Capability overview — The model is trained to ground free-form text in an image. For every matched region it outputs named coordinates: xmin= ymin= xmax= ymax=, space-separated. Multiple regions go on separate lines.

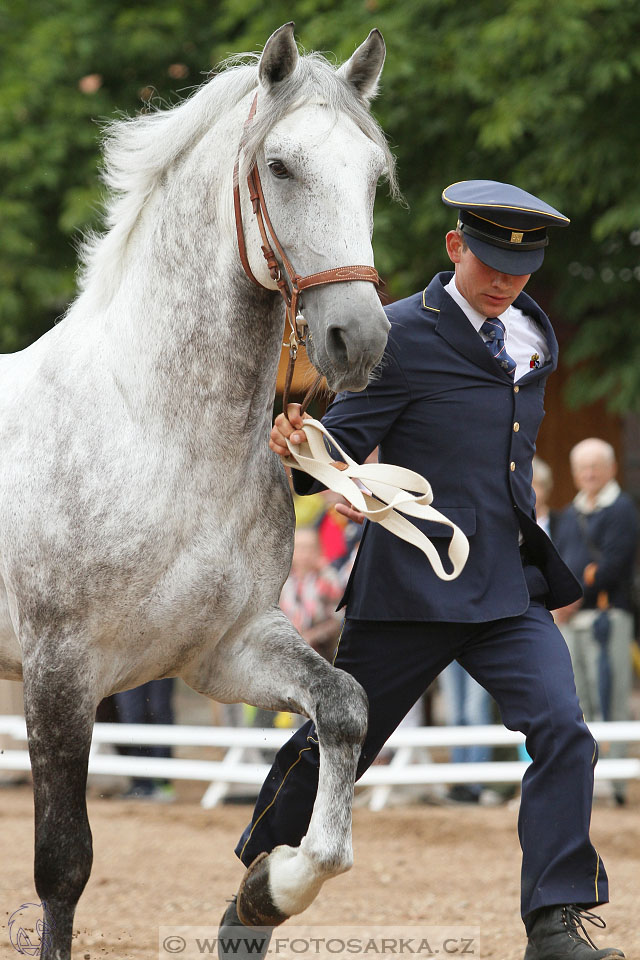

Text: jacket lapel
xmin=512 ymin=289 xmax=558 ymax=381
xmin=421 ymin=272 xmax=557 ymax=383
xmin=423 ymin=273 xmax=513 ymax=381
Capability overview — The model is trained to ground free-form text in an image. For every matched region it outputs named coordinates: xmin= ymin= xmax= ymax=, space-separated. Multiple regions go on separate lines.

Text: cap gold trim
xmin=442 ymin=182 xmax=570 ymax=224
xmin=467 ymin=210 xmax=548 ymax=234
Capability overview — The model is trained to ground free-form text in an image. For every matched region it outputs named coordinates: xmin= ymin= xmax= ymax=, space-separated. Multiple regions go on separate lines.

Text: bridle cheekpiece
xmin=233 ymin=92 xmax=381 ymax=412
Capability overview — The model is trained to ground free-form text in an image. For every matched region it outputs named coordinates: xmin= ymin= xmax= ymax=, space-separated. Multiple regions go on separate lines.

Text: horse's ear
xmin=338 ymin=29 xmax=386 ymax=103
xmin=258 ymin=22 xmax=299 ymax=89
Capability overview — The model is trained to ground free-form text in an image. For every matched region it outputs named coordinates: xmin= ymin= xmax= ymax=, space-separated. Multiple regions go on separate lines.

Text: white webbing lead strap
xmin=283 ymin=418 xmax=470 ymax=581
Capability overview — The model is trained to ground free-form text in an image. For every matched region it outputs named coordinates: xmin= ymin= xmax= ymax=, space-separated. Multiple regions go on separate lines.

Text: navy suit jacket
xmin=294 ymin=271 xmax=582 ymax=622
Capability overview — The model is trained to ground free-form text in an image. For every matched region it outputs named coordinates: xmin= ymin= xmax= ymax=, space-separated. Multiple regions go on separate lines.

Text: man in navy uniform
xmin=220 ymin=182 xmax=624 ymax=960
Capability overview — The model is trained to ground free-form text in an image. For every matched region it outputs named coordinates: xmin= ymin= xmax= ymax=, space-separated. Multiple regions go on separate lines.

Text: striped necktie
xmin=480 ymin=318 xmax=517 ymax=379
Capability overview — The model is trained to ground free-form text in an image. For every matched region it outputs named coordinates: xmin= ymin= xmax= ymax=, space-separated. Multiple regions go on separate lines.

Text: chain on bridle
xmin=233 ymin=93 xmax=381 ymax=414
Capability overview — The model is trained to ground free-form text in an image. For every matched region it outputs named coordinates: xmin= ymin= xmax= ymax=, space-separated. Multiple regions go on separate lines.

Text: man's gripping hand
xmin=269 ymin=404 xmax=365 ymax=525
xmin=269 ymin=403 xmax=309 ymax=457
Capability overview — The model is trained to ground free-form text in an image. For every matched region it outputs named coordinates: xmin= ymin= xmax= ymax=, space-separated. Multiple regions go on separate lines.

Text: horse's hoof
xmin=236 ymin=851 xmax=289 ymax=927
xmin=218 ymin=895 xmax=273 ymax=960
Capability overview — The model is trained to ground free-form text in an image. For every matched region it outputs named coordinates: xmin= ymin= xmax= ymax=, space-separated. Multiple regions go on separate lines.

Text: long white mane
xmin=77 ymin=51 xmax=398 ymax=307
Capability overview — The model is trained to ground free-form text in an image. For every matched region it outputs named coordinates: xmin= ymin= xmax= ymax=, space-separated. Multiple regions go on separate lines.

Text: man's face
xmin=571 ymin=449 xmax=616 ymax=498
xmin=446 ymin=231 xmax=531 ymax=317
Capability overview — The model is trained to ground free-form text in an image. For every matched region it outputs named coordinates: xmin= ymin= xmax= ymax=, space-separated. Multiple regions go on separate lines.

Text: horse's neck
xmin=83 ymin=174 xmax=284 ymax=442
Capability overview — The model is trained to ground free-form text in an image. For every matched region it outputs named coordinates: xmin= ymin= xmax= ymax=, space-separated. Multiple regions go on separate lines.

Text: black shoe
xmin=524 ymin=905 xmax=625 ymax=959
xmin=217 ymin=895 xmax=273 ymax=960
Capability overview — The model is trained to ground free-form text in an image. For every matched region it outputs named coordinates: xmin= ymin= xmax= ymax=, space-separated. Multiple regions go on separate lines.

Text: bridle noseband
xmin=233 ymin=93 xmax=381 ymax=413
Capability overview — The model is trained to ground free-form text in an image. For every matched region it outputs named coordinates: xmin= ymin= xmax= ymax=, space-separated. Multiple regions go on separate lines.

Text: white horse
xmin=0 ymin=23 xmax=396 ymax=960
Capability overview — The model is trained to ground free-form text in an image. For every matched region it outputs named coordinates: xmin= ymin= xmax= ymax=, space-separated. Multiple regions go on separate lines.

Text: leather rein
xmin=233 ymin=93 xmax=381 ymax=414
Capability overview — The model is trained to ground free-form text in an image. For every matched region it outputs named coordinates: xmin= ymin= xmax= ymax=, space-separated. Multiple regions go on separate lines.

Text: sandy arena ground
xmin=0 ymin=781 xmax=638 ymax=960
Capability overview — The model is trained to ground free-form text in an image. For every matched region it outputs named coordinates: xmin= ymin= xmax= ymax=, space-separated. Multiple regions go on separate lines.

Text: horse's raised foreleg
xmin=22 ymin=649 xmax=97 ymax=960
xmin=184 ymin=609 xmax=367 ymax=925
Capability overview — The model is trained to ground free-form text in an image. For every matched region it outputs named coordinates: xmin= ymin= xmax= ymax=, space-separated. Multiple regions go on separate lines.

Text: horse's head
xmin=80 ymin=25 xmax=396 ymax=397
xmin=238 ymin=24 xmax=395 ymax=393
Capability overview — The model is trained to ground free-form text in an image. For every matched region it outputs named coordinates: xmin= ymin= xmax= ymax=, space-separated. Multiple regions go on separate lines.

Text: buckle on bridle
xmin=285 ymin=328 xmax=298 ymax=359
xmin=295 ymin=311 xmax=308 ymax=344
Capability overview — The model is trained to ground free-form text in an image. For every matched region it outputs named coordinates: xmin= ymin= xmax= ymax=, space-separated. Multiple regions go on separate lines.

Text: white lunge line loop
xmin=283 ymin=419 xmax=470 ymax=581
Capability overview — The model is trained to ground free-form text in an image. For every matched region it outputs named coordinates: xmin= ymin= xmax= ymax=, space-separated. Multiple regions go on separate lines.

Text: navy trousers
xmin=235 ymin=602 xmax=607 ymax=920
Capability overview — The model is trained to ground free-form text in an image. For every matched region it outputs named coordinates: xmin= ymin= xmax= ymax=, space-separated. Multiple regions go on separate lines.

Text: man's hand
xmin=269 ymin=403 xmax=309 ymax=457
xmin=583 ymin=562 xmax=598 ymax=587
xmin=334 ymin=500 xmax=366 ymax=525
xmin=318 ymin=459 xmax=366 ymax=525
xmin=270 ymin=408 xmax=365 ymax=524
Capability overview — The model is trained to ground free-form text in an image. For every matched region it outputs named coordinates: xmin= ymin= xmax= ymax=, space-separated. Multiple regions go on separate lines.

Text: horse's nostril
xmin=327 ymin=325 xmax=349 ymax=368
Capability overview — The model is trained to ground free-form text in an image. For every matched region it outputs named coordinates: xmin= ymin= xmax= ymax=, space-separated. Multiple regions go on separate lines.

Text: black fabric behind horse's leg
xmin=23 ymin=656 xmax=95 ymax=960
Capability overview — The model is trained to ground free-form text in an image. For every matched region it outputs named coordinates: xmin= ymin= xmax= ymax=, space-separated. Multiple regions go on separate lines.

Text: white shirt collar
xmin=443 ymin=273 xmax=548 ymax=383
xmin=574 ymin=479 xmax=621 ymax=514
xmin=444 ymin=275 xmax=507 ymax=332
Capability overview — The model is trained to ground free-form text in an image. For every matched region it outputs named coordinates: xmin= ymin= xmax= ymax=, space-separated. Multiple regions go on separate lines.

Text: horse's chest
xmin=130 ymin=481 xmax=292 ymax=620
xmin=2 ymin=380 xmax=294 ymax=646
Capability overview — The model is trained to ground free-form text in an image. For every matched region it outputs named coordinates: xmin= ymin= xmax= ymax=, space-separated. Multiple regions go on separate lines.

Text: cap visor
xmin=465 ymin=234 xmax=545 ymax=276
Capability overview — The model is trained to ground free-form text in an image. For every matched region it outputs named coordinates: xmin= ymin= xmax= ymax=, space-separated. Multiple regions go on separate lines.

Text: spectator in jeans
xmin=438 ymin=662 xmax=496 ymax=804
xmin=554 ymin=437 xmax=638 ymax=805
xmin=113 ymin=678 xmax=176 ymax=801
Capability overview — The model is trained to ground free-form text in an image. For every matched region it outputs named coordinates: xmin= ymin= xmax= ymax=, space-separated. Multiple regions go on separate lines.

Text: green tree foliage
xmin=0 ymin=0 xmax=220 ymax=349
xmin=2 ymin=0 xmax=640 ymax=408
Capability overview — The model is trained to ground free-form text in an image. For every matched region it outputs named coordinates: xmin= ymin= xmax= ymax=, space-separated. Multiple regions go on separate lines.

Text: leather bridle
xmin=233 ymin=93 xmax=381 ymax=413
xmin=231 ymin=96 xmax=470 ymax=582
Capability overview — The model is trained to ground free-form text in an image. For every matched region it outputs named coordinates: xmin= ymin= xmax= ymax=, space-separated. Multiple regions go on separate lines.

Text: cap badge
xmin=510 ymin=231 xmax=524 ymax=244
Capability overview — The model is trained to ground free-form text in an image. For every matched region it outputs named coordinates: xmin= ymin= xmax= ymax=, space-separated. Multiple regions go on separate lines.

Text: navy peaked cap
xmin=442 ymin=180 xmax=570 ymax=275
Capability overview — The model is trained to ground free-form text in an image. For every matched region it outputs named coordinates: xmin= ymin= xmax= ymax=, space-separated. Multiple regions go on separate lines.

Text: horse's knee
xmin=312 ymin=668 xmax=368 ymax=747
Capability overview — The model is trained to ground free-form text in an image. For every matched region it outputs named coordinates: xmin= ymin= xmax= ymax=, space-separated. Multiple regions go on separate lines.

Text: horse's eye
xmin=267 ymin=160 xmax=290 ymax=180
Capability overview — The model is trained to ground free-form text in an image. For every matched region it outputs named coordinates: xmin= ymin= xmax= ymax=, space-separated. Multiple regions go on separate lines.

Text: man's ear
xmin=446 ymin=230 xmax=464 ymax=264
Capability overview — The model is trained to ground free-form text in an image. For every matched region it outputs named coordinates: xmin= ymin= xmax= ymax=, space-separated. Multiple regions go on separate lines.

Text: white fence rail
xmin=1 ymin=717 xmax=639 ymax=810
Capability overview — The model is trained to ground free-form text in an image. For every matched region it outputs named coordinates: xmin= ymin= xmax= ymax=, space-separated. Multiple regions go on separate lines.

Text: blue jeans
xmin=113 ymin=678 xmax=175 ymax=790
